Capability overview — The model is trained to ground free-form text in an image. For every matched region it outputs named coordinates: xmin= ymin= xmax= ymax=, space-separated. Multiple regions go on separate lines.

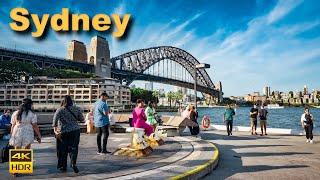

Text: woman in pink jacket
xmin=132 ymin=99 xmax=154 ymax=136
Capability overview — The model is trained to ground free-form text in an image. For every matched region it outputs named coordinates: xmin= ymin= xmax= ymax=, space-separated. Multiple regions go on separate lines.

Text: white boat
xmin=267 ymin=104 xmax=284 ymax=109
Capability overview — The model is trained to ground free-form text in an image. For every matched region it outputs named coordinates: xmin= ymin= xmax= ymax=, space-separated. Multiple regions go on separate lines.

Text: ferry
xmin=267 ymin=104 xmax=284 ymax=109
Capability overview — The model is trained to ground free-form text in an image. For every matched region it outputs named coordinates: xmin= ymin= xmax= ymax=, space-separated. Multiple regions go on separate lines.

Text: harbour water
xmin=160 ymin=107 xmax=320 ymax=133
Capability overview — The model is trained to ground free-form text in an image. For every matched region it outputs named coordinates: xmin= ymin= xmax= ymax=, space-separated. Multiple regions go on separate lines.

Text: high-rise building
xmin=263 ymin=86 xmax=271 ymax=97
xmin=303 ymin=85 xmax=308 ymax=95
xmin=66 ymin=40 xmax=88 ymax=63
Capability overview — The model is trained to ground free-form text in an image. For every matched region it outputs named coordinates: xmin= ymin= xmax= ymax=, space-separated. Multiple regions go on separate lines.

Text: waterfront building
xmin=252 ymin=92 xmax=260 ymax=96
xmin=0 ymin=78 xmax=131 ymax=112
xmin=243 ymin=86 xmax=319 ymax=106
xmin=244 ymin=93 xmax=267 ymax=103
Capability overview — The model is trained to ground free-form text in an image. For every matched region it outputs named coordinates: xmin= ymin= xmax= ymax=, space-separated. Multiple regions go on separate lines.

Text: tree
xmin=166 ymin=91 xmax=175 ymax=108
xmin=130 ymin=88 xmax=158 ymax=104
xmin=0 ymin=61 xmax=95 ymax=83
xmin=152 ymin=90 xmax=159 ymax=104
xmin=174 ymin=91 xmax=183 ymax=107
xmin=0 ymin=61 xmax=38 ymax=83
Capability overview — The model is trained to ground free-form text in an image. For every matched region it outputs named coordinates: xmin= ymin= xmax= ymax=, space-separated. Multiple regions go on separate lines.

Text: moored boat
xmin=267 ymin=104 xmax=284 ymax=109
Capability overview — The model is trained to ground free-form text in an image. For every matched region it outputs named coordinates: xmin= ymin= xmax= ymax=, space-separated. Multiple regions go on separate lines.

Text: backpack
xmin=259 ymin=109 xmax=267 ymax=120
xmin=305 ymin=114 xmax=312 ymax=125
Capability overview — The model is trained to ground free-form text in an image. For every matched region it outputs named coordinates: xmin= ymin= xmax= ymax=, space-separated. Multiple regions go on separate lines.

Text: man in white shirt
xmin=301 ymin=107 xmax=314 ymax=144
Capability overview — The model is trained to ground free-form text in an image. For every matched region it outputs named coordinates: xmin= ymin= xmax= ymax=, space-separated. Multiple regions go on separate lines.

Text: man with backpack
xmin=259 ymin=104 xmax=268 ymax=136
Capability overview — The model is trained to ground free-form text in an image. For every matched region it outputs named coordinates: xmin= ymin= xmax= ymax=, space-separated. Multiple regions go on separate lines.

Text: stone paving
xmin=0 ymin=133 xmax=181 ymax=179
xmin=0 ymin=131 xmax=218 ymax=180
xmin=202 ymin=130 xmax=320 ymax=180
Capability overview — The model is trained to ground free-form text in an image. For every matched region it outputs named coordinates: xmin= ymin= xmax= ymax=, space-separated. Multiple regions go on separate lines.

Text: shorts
xmin=250 ymin=118 xmax=257 ymax=127
xmin=260 ymin=120 xmax=267 ymax=127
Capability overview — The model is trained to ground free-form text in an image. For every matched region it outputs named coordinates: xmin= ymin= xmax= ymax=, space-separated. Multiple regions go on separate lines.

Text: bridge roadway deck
xmin=201 ymin=130 xmax=320 ymax=180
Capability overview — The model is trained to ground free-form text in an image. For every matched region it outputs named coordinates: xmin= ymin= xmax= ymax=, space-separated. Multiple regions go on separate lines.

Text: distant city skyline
xmin=242 ymin=84 xmax=319 ymax=97
xmin=1 ymin=0 xmax=320 ymax=96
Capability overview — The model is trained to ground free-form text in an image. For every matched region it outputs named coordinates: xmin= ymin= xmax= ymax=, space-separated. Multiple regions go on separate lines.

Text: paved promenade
xmin=0 ymin=132 xmax=218 ymax=179
xmin=201 ymin=130 xmax=320 ymax=180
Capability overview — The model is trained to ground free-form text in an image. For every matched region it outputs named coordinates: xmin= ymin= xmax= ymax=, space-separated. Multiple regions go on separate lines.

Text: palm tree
xmin=174 ymin=91 xmax=183 ymax=107
xmin=152 ymin=90 xmax=159 ymax=104
xmin=166 ymin=91 xmax=174 ymax=108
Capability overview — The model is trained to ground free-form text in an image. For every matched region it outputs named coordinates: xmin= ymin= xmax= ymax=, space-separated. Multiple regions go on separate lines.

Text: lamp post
xmin=194 ymin=63 xmax=210 ymax=109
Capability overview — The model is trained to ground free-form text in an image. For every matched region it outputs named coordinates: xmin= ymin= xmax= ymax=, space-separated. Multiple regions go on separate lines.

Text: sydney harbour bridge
xmin=0 ymin=42 xmax=222 ymax=102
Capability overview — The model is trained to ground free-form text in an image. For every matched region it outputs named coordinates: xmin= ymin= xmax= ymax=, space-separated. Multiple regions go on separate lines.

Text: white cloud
xmin=267 ymin=0 xmax=303 ymax=24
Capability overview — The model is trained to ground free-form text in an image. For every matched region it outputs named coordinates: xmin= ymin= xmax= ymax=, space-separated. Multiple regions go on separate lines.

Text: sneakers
xmin=97 ymin=151 xmax=112 ymax=155
xmin=71 ymin=165 xmax=79 ymax=173
xmin=102 ymin=151 xmax=112 ymax=154
xmin=306 ymin=139 xmax=310 ymax=143
xmin=310 ymin=140 xmax=314 ymax=144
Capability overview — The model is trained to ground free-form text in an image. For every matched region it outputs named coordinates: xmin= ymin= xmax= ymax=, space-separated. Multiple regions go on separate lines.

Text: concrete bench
xmin=38 ymin=123 xmax=87 ymax=135
xmin=113 ymin=114 xmax=132 ymax=123
xmin=161 ymin=115 xmax=173 ymax=124
xmin=160 ymin=116 xmax=198 ymax=136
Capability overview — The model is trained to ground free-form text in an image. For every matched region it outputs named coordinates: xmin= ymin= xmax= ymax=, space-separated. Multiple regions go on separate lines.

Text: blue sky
xmin=0 ymin=0 xmax=320 ymax=96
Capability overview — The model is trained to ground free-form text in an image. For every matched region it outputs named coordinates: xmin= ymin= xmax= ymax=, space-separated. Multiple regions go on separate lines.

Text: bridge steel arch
xmin=111 ymin=46 xmax=221 ymax=97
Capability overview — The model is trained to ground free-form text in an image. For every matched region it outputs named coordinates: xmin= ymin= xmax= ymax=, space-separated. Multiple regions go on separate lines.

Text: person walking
xmin=224 ymin=104 xmax=236 ymax=136
xmin=259 ymin=104 xmax=268 ymax=136
xmin=250 ymin=105 xmax=259 ymax=135
xmin=145 ymin=101 xmax=157 ymax=131
xmin=85 ymin=107 xmax=95 ymax=134
xmin=189 ymin=105 xmax=200 ymax=135
xmin=53 ymin=95 xmax=84 ymax=173
xmin=94 ymin=92 xmax=111 ymax=155
xmin=132 ymin=99 xmax=154 ymax=136
xmin=301 ymin=107 xmax=314 ymax=144
xmin=9 ymin=99 xmax=41 ymax=177
xmin=9 ymin=99 xmax=41 ymax=149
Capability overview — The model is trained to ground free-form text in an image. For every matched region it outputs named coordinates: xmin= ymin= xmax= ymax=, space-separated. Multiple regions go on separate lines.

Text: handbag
xmin=66 ymin=107 xmax=82 ymax=122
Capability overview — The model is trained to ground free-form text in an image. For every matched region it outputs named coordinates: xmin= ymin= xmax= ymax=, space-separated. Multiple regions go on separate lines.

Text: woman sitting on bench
xmin=132 ymin=99 xmax=154 ymax=136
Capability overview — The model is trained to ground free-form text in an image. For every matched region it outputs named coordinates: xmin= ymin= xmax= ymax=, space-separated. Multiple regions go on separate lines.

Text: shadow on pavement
xmin=201 ymin=132 xmax=311 ymax=180
xmin=202 ymin=132 xmax=281 ymax=141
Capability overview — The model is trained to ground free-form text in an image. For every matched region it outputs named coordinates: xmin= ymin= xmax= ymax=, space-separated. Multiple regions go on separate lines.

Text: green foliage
xmin=0 ymin=61 xmax=95 ymax=83
xmin=0 ymin=61 xmax=37 ymax=83
xmin=165 ymin=91 xmax=184 ymax=107
xmin=219 ymin=97 xmax=237 ymax=106
xmin=166 ymin=91 xmax=175 ymax=108
xmin=130 ymin=87 xmax=158 ymax=103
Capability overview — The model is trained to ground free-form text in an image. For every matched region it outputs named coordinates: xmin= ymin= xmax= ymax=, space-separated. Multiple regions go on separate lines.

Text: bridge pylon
xmin=87 ymin=36 xmax=112 ymax=78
